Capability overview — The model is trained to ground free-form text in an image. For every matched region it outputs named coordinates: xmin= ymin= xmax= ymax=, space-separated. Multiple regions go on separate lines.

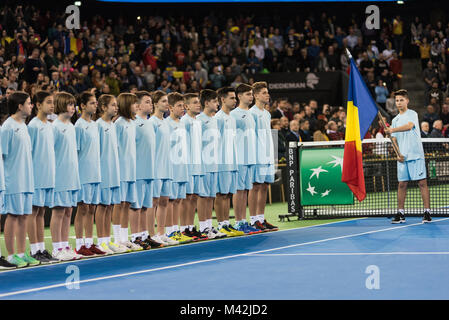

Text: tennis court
xmin=1 ymin=217 xmax=448 ymax=300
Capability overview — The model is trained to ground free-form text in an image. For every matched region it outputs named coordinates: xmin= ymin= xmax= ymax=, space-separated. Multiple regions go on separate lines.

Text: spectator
xmin=194 ymin=61 xmax=208 ymax=89
xmin=375 ymin=80 xmax=389 ymax=109
xmin=440 ymin=103 xmax=449 ymax=131
xmin=271 ymin=98 xmax=290 ymax=119
xmin=427 ymin=81 xmax=444 ymax=108
xmin=299 ymin=119 xmax=313 ymax=142
xmin=423 ymin=104 xmax=440 ymax=128
xmin=327 ymin=120 xmax=344 ymax=140
xmin=288 ymin=120 xmax=301 ymax=142
xmin=423 ymin=60 xmax=438 ymax=91
xmin=386 ymin=91 xmax=398 ymax=117
xmin=429 ymin=120 xmax=444 ymax=138
xmin=313 ymin=119 xmax=329 ymax=141
xmin=421 ymin=121 xmax=430 ymax=138
xmin=24 ymin=48 xmax=43 ymax=84
xmin=209 ymin=66 xmax=226 ymax=90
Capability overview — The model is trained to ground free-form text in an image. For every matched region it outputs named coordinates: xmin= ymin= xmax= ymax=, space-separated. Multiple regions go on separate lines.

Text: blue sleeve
xmin=28 ymin=125 xmax=37 ymax=153
xmin=75 ymin=126 xmax=83 ymax=152
xmin=1 ymin=126 xmax=11 ymax=156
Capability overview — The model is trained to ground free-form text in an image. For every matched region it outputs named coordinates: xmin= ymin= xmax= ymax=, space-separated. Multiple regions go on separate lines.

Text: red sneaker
xmin=76 ymin=245 xmax=95 ymax=257
xmin=88 ymin=244 xmax=106 ymax=255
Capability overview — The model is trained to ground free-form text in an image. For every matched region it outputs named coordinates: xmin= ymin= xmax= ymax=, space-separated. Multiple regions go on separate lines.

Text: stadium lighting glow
xmin=397 ymin=0 xmax=404 ymax=3
xmin=74 ymin=1 xmax=81 ymax=6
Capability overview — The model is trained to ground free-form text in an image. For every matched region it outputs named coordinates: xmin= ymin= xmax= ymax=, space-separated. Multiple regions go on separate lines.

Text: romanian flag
xmin=341 ymin=51 xmax=378 ymax=202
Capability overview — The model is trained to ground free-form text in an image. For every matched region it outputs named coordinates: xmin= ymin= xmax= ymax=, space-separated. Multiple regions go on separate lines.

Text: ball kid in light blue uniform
xmin=148 ymin=91 xmax=174 ymax=244
xmin=27 ymin=91 xmax=57 ymax=263
xmin=130 ymin=91 xmax=157 ymax=249
xmin=74 ymin=92 xmax=104 ymax=256
xmin=180 ymin=93 xmax=206 ymax=237
xmin=113 ymin=93 xmax=140 ymax=251
xmin=387 ymin=89 xmax=432 ymax=224
xmin=51 ymin=92 xmax=81 ymax=261
xmin=196 ymin=89 xmax=226 ymax=239
xmin=165 ymin=92 xmax=190 ymax=241
xmin=1 ymin=92 xmax=35 ymax=267
xmin=96 ymin=94 xmax=125 ymax=254
xmin=248 ymin=81 xmax=278 ymax=232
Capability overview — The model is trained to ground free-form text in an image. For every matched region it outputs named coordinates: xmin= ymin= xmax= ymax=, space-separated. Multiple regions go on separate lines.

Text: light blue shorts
xmin=3 ymin=192 xmax=33 ymax=215
xmin=99 ymin=187 xmax=121 ymax=206
xmin=52 ymin=190 xmax=79 ymax=208
xmin=170 ymin=182 xmax=187 ymax=200
xmin=120 ymin=181 xmax=137 ymax=204
xmin=236 ymin=165 xmax=255 ymax=191
xmin=200 ymin=172 xmax=219 ymax=198
xmin=78 ymin=183 xmax=101 ymax=205
xmin=217 ymin=171 xmax=238 ymax=195
xmin=186 ymin=175 xmax=206 ymax=196
xmin=253 ymin=164 xmax=275 ymax=184
xmin=33 ymin=188 xmax=54 ymax=208
xmin=131 ymin=179 xmax=154 ymax=209
xmin=397 ymin=158 xmax=427 ymax=182
xmin=153 ymin=179 xmax=172 ymax=198
xmin=0 ymin=191 xmax=4 ymax=214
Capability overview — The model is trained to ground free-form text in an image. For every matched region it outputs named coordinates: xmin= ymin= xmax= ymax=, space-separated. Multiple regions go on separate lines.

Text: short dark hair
xmin=217 ymin=87 xmax=235 ymax=104
xmin=252 ymin=81 xmax=268 ymax=95
xmin=135 ymin=90 xmax=152 ymax=102
xmin=183 ymin=93 xmax=199 ymax=104
xmin=117 ymin=92 xmax=137 ymax=119
xmin=33 ymin=91 xmax=51 ymax=105
xmin=199 ymin=89 xmax=218 ymax=108
xmin=7 ymin=91 xmax=29 ymax=115
xmin=168 ymin=92 xmax=184 ymax=106
xmin=79 ymin=91 xmax=95 ymax=109
xmin=394 ymin=89 xmax=409 ymax=99
xmin=235 ymin=83 xmax=253 ymax=97
xmin=151 ymin=90 xmax=167 ymax=105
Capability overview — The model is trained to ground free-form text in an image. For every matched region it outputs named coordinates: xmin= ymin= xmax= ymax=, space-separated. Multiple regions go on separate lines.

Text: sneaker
xmin=227 ymin=224 xmax=245 ymax=236
xmin=174 ymin=231 xmax=193 ymax=244
xmin=391 ymin=212 xmax=406 ymax=224
xmin=122 ymin=240 xmax=143 ymax=251
xmin=31 ymin=251 xmax=51 ymax=264
xmin=66 ymin=247 xmax=83 ymax=260
xmin=53 ymin=248 xmax=73 ymax=261
xmin=99 ymin=242 xmax=115 ymax=255
xmin=22 ymin=252 xmax=41 ymax=266
xmin=211 ymin=227 xmax=227 ymax=238
xmin=183 ymin=228 xmax=199 ymax=241
xmin=134 ymin=237 xmax=150 ymax=250
xmin=40 ymin=250 xmax=59 ymax=264
xmin=244 ymin=222 xmax=262 ymax=235
xmin=422 ymin=211 xmax=432 ymax=223
xmin=218 ymin=225 xmax=235 ymax=237
xmin=9 ymin=254 xmax=28 ymax=268
xmin=0 ymin=256 xmax=17 ymax=269
xmin=143 ymin=236 xmax=164 ymax=248
xmin=108 ymin=241 xmax=129 ymax=253
xmin=190 ymin=227 xmax=208 ymax=241
xmin=88 ymin=244 xmax=107 ymax=256
xmin=263 ymin=219 xmax=279 ymax=231
xmin=160 ymin=234 xmax=179 ymax=246
xmin=152 ymin=235 xmax=169 ymax=246
xmin=75 ymin=245 xmax=95 ymax=257
xmin=203 ymin=228 xmax=218 ymax=240
xmin=252 ymin=220 xmax=268 ymax=232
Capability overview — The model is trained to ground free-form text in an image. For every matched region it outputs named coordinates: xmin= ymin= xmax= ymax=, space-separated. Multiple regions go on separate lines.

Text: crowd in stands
xmin=1 ymin=3 xmax=448 ymax=163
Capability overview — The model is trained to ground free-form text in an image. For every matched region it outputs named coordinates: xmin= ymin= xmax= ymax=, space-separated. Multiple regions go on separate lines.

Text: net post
xmin=279 ymin=141 xmax=302 ymax=221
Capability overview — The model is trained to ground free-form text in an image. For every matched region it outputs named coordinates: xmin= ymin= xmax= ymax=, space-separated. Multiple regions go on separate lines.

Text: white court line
xmin=249 ymin=252 xmax=449 ymax=256
xmin=1 ymin=218 xmax=446 ymax=298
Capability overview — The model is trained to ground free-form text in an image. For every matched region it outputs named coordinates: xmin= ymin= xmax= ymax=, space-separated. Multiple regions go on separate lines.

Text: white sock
xmin=39 ymin=242 xmax=46 ymax=252
xmin=85 ymin=238 xmax=93 ymax=248
xmin=113 ymin=225 xmax=121 ymax=243
xmin=63 ymin=241 xmax=69 ymax=249
xmin=30 ymin=243 xmax=39 ymax=255
xmin=120 ymin=228 xmax=128 ymax=243
xmin=207 ymin=219 xmax=213 ymax=229
xmin=17 ymin=253 xmax=24 ymax=258
xmin=165 ymin=226 xmax=173 ymax=236
xmin=75 ymin=238 xmax=84 ymax=251
xmin=107 ymin=237 xmax=111 ymax=243
xmin=7 ymin=255 xmax=13 ymax=262
xmin=199 ymin=221 xmax=208 ymax=232
xmin=250 ymin=215 xmax=258 ymax=225
xmin=189 ymin=225 xmax=194 ymax=231
xmin=173 ymin=225 xmax=179 ymax=232
xmin=399 ymin=209 xmax=405 ymax=214
xmin=180 ymin=225 xmax=188 ymax=232
xmin=141 ymin=231 xmax=149 ymax=241
xmin=224 ymin=220 xmax=230 ymax=226
xmin=257 ymin=214 xmax=264 ymax=223
xmin=131 ymin=233 xmax=139 ymax=242
xmin=218 ymin=221 xmax=225 ymax=229
xmin=425 ymin=208 xmax=431 ymax=213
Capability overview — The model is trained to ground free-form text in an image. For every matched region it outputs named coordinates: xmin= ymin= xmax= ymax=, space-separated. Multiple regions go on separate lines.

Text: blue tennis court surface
xmin=1 ymin=217 xmax=449 ymax=300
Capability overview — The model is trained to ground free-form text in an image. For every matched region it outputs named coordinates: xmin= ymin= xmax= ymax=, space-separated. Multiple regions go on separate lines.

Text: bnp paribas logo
xmin=300 ymin=148 xmax=353 ymax=206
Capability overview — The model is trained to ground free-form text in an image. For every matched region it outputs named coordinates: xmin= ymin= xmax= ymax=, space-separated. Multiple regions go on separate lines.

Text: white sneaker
xmin=108 ymin=241 xmax=128 ymax=253
xmin=152 ymin=235 xmax=169 ymax=246
xmin=99 ymin=242 xmax=114 ymax=255
xmin=53 ymin=249 xmax=68 ymax=261
xmin=159 ymin=234 xmax=179 ymax=246
xmin=211 ymin=227 xmax=227 ymax=239
xmin=203 ymin=228 xmax=218 ymax=240
xmin=122 ymin=241 xmax=143 ymax=251
xmin=66 ymin=247 xmax=83 ymax=260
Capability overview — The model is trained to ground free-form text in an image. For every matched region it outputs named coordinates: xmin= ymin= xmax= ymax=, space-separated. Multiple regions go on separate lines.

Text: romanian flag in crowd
xmin=341 ymin=50 xmax=378 ymax=202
